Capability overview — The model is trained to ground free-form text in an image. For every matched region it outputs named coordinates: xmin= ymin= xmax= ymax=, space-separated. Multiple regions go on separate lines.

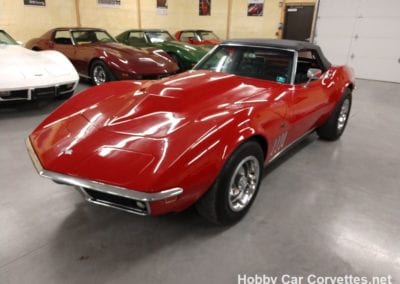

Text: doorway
xmin=283 ymin=4 xmax=315 ymax=41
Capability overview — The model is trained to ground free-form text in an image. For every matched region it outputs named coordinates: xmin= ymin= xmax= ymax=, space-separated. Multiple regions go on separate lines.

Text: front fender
xmin=147 ymin=109 xmax=268 ymax=210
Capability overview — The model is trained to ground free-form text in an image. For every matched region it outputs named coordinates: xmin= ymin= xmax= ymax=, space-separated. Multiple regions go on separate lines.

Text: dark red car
xmin=26 ymin=28 xmax=179 ymax=85
xmin=175 ymin=30 xmax=220 ymax=47
xmin=27 ymin=39 xmax=355 ymax=225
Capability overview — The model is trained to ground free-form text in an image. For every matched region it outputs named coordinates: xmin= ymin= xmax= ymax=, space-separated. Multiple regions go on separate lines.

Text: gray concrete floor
xmin=0 ymin=79 xmax=399 ymax=284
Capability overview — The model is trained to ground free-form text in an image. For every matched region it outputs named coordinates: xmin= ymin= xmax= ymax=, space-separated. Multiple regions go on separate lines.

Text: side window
xmin=53 ymin=31 xmax=72 ymax=45
xmin=127 ymin=32 xmax=147 ymax=45
xmin=180 ymin=32 xmax=196 ymax=43
xmin=295 ymin=50 xmax=324 ymax=84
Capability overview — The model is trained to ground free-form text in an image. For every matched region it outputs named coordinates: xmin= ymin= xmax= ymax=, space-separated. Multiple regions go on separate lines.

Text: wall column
xmin=137 ymin=0 xmax=142 ymax=29
xmin=74 ymin=0 xmax=81 ymax=27
xmin=226 ymin=0 xmax=233 ymax=39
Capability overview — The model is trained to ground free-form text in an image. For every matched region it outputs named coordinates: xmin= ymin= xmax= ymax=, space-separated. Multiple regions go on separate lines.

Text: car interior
xmin=295 ymin=50 xmax=325 ymax=84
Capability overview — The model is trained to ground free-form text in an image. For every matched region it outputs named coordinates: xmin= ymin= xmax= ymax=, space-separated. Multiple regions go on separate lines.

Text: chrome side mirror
xmin=307 ymin=68 xmax=322 ymax=80
xmin=304 ymin=68 xmax=322 ymax=88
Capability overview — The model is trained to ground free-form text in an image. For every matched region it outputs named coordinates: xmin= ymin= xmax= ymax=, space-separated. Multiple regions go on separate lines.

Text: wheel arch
xmin=88 ymin=57 xmax=107 ymax=76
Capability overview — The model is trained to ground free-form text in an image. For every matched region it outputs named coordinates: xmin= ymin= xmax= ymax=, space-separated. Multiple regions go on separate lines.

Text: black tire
xmin=196 ymin=141 xmax=264 ymax=225
xmin=89 ymin=60 xmax=114 ymax=85
xmin=317 ymin=89 xmax=352 ymax=141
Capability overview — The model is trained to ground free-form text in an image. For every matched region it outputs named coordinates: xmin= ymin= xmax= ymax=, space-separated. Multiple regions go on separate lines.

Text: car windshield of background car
xmin=0 ymin=31 xmax=17 ymax=45
xmin=147 ymin=32 xmax=174 ymax=43
xmin=72 ymin=31 xmax=115 ymax=45
xmin=199 ymin=31 xmax=219 ymax=41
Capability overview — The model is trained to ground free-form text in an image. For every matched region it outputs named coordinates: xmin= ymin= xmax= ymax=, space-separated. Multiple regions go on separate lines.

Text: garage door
xmin=314 ymin=0 xmax=400 ymax=83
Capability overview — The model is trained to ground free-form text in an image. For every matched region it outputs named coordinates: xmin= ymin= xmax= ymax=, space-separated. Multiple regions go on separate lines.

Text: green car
xmin=116 ymin=29 xmax=210 ymax=71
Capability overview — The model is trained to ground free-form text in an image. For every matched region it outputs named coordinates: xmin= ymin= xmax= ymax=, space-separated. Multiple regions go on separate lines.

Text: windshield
xmin=0 ymin=31 xmax=17 ymax=45
xmin=146 ymin=31 xmax=174 ymax=44
xmin=198 ymin=31 xmax=219 ymax=41
xmin=195 ymin=46 xmax=294 ymax=84
xmin=72 ymin=30 xmax=116 ymax=45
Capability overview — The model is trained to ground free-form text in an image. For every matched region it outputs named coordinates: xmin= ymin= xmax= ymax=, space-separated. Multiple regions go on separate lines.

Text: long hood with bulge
xmin=0 ymin=45 xmax=78 ymax=89
xmin=30 ymin=71 xmax=287 ymax=191
xmin=97 ymin=42 xmax=178 ymax=73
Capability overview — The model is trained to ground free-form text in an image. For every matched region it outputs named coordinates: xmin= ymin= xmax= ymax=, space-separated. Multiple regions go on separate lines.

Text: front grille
xmin=0 ymin=90 xmax=28 ymax=100
xmin=82 ymin=188 xmax=149 ymax=215
xmin=32 ymin=87 xmax=56 ymax=98
xmin=1 ymin=82 xmax=76 ymax=102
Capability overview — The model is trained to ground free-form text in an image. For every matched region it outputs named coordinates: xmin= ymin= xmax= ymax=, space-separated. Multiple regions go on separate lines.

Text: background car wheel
xmin=90 ymin=60 xmax=114 ymax=85
xmin=317 ymin=88 xmax=352 ymax=141
xmin=196 ymin=141 xmax=264 ymax=225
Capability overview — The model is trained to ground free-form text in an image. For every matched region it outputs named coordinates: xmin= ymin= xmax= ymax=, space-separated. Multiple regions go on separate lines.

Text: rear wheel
xmin=196 ymin=141 xmax=264 ymax=225
xmin=317 ymin=89 xmax=352 ymax=141
xmin=90 ymin=60 xmax=114 ymax=85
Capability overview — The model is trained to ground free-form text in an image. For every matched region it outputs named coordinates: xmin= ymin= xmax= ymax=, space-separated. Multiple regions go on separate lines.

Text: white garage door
xmin=314 ymin=0 xmax=400 ymax=83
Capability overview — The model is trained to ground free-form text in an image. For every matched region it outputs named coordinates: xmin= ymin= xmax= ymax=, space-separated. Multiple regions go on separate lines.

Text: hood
xmin=80 ymin=71 xmax=285 ymax=138
xmin=30 ymin=73 xmax=286 ymax=190
xmin=0 ymin=45 xmax=72 ymax=85
xmin=97 ymin=42 xmax=178 ymax=73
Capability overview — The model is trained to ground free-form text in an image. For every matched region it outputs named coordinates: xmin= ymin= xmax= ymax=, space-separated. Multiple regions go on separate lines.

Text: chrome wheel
xmin=93 ymin=65 xmax=107 ymax=85
xmin=228 ymin=156 xmax=260 ymax=212
xmin=337 ymin=98 xmax=350 ymax=131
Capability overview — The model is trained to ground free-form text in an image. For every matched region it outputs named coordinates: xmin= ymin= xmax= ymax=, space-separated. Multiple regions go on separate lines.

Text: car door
xmin=70 ymin=31 xmax=95 ymax=76
xmin=287 ymin=50 xmax=336 ymax=142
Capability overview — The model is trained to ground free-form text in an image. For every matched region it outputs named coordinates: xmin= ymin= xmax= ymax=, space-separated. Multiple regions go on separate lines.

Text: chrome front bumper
xmin=25 ymin=137 xmax=183 ymax=215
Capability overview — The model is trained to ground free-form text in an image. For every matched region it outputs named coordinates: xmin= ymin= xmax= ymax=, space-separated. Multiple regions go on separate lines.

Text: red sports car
xmin=26 ymin=28 xmax=179 ymax=85
xmin=175 ymin=30 xmax=220 ymax=46
xmin=26 ymin=39 xmax=355 ymax=225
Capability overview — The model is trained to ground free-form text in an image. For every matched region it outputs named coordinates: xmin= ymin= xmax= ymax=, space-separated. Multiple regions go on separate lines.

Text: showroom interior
xmin=1 ymin=0 xmax=399 ymax=283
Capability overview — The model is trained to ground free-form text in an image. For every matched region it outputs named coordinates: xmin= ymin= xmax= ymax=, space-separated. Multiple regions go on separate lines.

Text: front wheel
xmin=196 ymin=141 xmax=264 ymax=225
xmin=90 ymin=60 xmax=114 ymax=85
xmin=317 ymin=89 xmax=352 ymax=141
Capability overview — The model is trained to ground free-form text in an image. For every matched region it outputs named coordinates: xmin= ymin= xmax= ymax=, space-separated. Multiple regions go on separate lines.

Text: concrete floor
xmin=0 ymin=79 xmax=399 ymax=284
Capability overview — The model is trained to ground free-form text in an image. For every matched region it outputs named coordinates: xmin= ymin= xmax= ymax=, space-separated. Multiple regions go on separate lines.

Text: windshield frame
xmin=0 ymin=30 xmax=18 ymax=45
xmin=145 ymin=31 xmax=174 ymax=44
xmin=71 ymin=30 xmax=116 ymax=45
xmin=194 ymin=44 xmax=297 ymax=85
xmin=197 ymin=31 xmax=219 ymax=41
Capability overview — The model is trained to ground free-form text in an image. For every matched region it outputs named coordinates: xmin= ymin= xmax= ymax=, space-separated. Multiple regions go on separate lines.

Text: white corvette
xmin=0 ymin=30 xmax=79 ymax=102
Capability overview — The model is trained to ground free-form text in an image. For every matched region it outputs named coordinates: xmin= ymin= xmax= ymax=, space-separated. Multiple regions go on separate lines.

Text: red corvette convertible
xmin=26 ymin=28 xmax=179 ymax=85
xmin=26 ymin=39 xmax=355 ymax=225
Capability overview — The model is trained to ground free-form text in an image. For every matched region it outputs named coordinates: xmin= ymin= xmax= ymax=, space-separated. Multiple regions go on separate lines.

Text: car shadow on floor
xmin=45 ymin=134 xmax=320 ymax=281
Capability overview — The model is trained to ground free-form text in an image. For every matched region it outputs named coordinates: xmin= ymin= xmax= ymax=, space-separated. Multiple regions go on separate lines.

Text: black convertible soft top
xmin=222 ymin=38 xmax=331 ymax=69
